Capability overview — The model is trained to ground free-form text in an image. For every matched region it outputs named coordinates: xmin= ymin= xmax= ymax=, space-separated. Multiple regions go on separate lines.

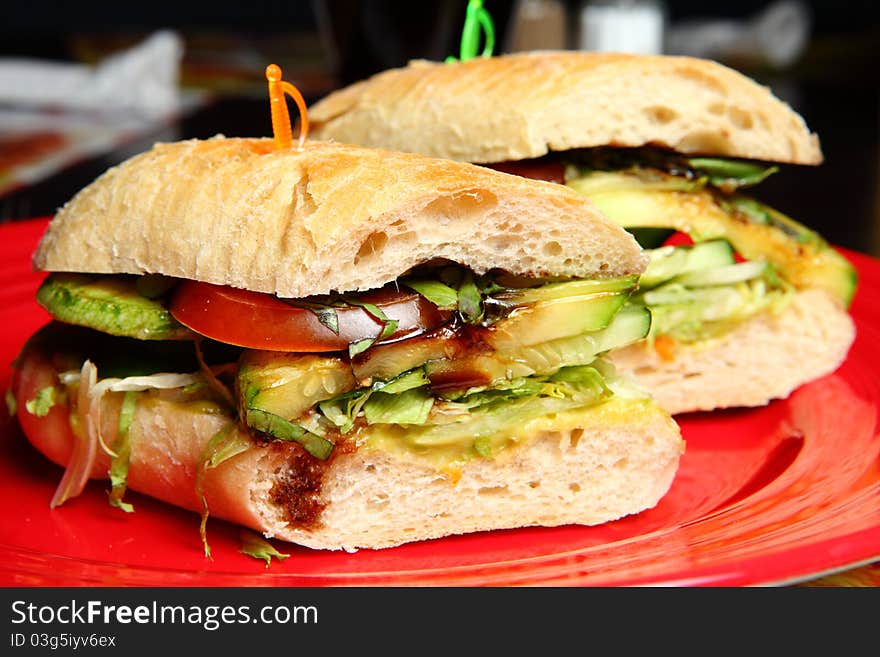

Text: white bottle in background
xmin=578 ymin=0 xmax=666 ymax=55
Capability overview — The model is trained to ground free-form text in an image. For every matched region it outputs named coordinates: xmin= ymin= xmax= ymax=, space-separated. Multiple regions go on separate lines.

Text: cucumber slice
xmin=239 ymin=352 xmax=356 ymax=424
xmin=641 ymin=240 xmax=736 ymax=288
xmin=673 ymin=261 xmax=768 ymax=287
xmin=354 ymin=281 xmax=641 ymax=388
xmin=36 ymin=273 xmax=191 ymax=341
xmin=566 ymin=170 xmax=705 ymax=195
xmin=489 ymin=292 xmax=629 ymax=348
xmin=565 ymin=174 xmax=857 ymax=308
xmin=490 ymin=274 xmax=638 ymax=307
xmin=425 ymin=305 xmax=651 ymax=389
xmin=511 ymin=305 xmax=651 ymax=375
xmin=351 ymin=332 xmax=452 ymax=384
xmin=591 ymin=306 xmax=652 ymax=353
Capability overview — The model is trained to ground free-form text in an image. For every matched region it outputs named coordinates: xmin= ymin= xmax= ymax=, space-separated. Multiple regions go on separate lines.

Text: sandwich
xmin=8 ymin=136 xmax=683 ymax=551
xmin=308 ymin=51 xmax=857 ymax=414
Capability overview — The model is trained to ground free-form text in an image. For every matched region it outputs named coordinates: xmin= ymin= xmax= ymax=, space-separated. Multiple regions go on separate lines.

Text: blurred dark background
xmin=1 ymin=0 xmax=878 ymax=256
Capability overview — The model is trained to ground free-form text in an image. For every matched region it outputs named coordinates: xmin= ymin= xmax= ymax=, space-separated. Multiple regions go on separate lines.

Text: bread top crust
xmin=309 ymin=51 xmax=822 ymax=165
xmin=33 ymin=137 xmax=647 ymax=298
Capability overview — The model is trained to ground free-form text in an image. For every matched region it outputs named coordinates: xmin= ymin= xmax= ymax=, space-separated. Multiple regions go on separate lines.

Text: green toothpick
xmin=446 ymin=0 xmax=495 ymax=63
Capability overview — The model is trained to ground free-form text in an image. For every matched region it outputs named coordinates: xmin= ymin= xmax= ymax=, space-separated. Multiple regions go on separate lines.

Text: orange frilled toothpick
xmin=265 ymin=64 xmax=309 ymax=150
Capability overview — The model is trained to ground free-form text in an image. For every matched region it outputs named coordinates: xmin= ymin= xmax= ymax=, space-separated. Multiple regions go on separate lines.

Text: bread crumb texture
xmin=34 ymin=137 xmax=647 ymax=297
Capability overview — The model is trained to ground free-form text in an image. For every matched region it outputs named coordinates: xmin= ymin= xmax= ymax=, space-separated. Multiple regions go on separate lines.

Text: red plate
xmin=1 ymin=218 xmax=878 ymax=587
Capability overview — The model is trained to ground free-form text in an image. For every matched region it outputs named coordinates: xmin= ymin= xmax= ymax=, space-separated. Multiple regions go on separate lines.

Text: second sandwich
xmin=309 ymin=51 xmax=857 ymax=414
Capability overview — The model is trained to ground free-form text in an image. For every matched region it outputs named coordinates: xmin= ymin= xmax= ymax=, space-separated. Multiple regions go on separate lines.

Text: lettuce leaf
xmin=239 ymin=529 xmax=290 ymax=568
xmin=456 ymin=271 xmax=483 ymax=323
xmin=108 ymin=390 xmax=138 ymax=513
xmin=402 ymin=279 xmax=458 ymax=309
xmin=196 ymin=425 xmax=252 ymax=558
xmin=245 ymin=408 xmax=334 ymax=460
xmin=363 ymin=388 xmax=434 ymax=425
xmin=25 ymin=386 xmax=56 ymax=417
xmin=687 ymin=157 xmax=778 ymax=190
xmin=346 ymin=300 xmax=399 ymax=358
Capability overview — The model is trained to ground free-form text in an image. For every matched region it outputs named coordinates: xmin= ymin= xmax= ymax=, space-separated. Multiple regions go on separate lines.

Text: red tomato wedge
xmin=662 ymin=231 xmax=695 ymax=247
xmin=169 ymin=281 xmax=452 ymax=352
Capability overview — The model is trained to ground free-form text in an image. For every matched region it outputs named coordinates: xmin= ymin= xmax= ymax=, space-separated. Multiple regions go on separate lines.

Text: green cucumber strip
xmin=36 ymin=273 xmax=190 ymax=341
xmin=591 ymin=306 xmax=652 ymax=353
xmin=673 ymin=261 xmax=768 ymax=287
xmin=491 ymin=275 xmax=638 ymax=307
xmin=372 ymin=368 xmax=430 ymax=394
xmin=640 ymin=240 xmax=736 ymax=288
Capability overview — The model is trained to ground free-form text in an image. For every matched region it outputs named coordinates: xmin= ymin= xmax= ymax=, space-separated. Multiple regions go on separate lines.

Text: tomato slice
xmin=662 ymin=231 xmax=695 ymax=247
xmin=169 ymin=281 xmax=452 ymax=352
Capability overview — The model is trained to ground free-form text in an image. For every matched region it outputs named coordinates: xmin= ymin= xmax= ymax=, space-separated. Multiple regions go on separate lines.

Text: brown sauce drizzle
xmin=266 ymin=439 xmax=356 ymax=529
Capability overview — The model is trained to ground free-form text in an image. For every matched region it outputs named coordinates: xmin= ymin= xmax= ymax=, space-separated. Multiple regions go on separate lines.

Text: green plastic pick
xmin=446 ymin=0 xmax=495 ymax=63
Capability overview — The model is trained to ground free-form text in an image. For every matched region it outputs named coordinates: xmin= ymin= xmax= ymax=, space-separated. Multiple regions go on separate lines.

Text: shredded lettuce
xmin=196 ymin=424 xmax=252 ymax=559
xmin=473 ymin=435 xmax=493 ymax=458
xmin=53 ymin=368 xmax=208 ymax=467
xmin=364 ymin=388 xmax=434 ymax=425
xmin=632 ymin=241 xmax=793 ymax=343
xmin=59 ymin=369 xmax=201 ymax=393
xmin=239 ymin=529 xmax=290 ymax=567
xmin=396 ymin=366 xmax=612 ymax=454
xmin=314 ymin=362 xmax=612 ymax=455
xmin=317 ymin=398 xmax=356 ymax=433
xmin=245 ymin=408 xmax=334 ymax=460
xmin=319 ymin=368 xmax=431 ymax=431
xmin=25 ymin=386 xmax=56 ymax=417
xmin=108 ymin=390 xmax=137 ymax=513
xmin=108 ymin=390 xmax=138 ymax=513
